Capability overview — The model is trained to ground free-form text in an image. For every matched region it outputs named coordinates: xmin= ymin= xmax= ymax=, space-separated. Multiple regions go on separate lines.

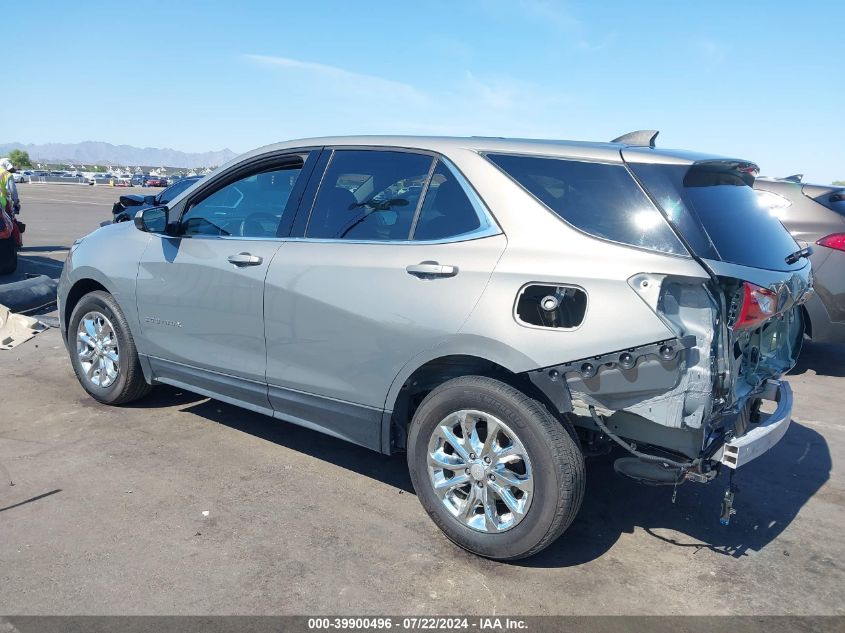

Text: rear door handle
xmin=227 ymin=252 xmax=263 ymax=267
xmin=406 ymin=261 xmax=458 ymax=278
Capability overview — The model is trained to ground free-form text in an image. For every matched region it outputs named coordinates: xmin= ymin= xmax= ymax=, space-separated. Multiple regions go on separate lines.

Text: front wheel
xmin=407 ymin=376 xmax=585 ymax=560
xmin=68 ymin=290 xmax=152 ymax=405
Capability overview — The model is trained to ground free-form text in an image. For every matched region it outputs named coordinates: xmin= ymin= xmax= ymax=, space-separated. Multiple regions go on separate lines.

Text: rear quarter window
xmin=485 ymin=153 xmax=687 ymax=256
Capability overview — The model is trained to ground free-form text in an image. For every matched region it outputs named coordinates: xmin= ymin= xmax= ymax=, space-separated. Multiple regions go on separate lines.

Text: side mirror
xmin=134 ymin=206 xmax=169 ymax=233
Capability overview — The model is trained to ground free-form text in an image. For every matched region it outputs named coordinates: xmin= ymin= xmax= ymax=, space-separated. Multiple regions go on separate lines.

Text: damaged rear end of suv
xmin=483 ymin=132 xmax=812 ymax=531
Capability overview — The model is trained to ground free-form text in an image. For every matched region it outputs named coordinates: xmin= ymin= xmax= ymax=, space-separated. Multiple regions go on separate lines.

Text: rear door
xmin=135 ymin=151 xmax=315 ymax=411
xmin=263 ymin=148 xmax=506 ymax=448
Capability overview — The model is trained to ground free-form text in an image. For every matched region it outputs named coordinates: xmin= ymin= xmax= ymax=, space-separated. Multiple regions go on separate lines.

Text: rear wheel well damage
xmin=63 ymin=279 xmax=108 ymax=339
xmin=388 ymin=354 xmax=573 ymax=453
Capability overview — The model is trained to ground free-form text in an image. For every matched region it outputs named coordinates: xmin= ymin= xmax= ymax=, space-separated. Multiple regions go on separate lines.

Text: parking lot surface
xmin=1 ymin=184 xmax=843 ymax=615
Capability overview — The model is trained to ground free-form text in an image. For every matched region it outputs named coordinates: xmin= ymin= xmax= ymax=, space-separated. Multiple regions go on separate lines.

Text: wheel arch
xmin=61 ymin=267 xmax=143 ymax=352
xmin=61 ymin=276 xmax=113 ymax=339
xmin=381 ymin=338 xmax=563 ymax=454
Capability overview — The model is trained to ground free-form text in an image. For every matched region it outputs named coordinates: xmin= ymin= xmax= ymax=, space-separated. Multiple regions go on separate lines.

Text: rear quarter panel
xmin=443 ymin=149 xmax=712 ymax=370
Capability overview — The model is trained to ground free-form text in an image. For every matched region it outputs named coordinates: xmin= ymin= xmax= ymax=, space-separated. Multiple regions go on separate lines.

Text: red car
xmin=144 ymin=176 xmax=168 ymax=187
xmin=0 ymin=207 xmax=23 ymax=274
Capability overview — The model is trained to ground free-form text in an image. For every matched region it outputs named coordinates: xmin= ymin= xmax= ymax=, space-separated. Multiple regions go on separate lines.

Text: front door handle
xmin=406 ymin=261 xmax=458 ymax=278
xmin=227 ymin=252 xmax=263 ymax=267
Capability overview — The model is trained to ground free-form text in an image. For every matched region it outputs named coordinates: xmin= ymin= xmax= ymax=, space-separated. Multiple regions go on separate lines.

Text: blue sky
xmin=11 ymin=0 xmax=844 ymax=182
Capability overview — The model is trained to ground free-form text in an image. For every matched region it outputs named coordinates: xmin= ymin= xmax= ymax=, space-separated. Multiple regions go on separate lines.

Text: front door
xmin=135 ymin=156 xmax=310 ymax=411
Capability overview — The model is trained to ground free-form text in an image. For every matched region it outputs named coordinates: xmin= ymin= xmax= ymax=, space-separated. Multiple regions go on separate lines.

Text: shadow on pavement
xmin=0 ymin=253 xmax=65 ymax=283
xmin=519 ymin=420 xmax=830 ymax=567
xmin=133 ymin=387 xmax=829 ymax=567
xmin=171 ymin=391 xmax=416 ymax=494
xmin=790 ymin=340 xmax=845 ymax=378
xmin=0 ymin=489 xmax=62 ymax=513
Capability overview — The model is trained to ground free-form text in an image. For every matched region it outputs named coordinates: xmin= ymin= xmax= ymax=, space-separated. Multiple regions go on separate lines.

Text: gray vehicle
xmin=59 ymin=132 xmax=812 ymax=559
xmin=754 ymin=176 xmax=845 ymax=344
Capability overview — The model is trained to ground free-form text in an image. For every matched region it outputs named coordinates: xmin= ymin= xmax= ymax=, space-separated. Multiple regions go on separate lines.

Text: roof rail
xmin=782 ymin=174 xmax=803 ymax=183
xmin=611 ymin=130 xmax=659 ymax=148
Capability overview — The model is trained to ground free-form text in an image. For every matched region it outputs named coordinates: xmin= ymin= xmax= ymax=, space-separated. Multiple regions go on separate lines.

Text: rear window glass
xmin=486 ymin=153 xmax=687 ymax=255
xmin=630 ymin=162 xmax=802 ymax=272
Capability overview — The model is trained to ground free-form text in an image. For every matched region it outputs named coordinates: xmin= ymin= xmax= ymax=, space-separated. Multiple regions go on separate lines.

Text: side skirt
xmin=267 ymin=384 xmax=383 ymax=452
xmin=144 ymin=355 xmax=384 ymax=453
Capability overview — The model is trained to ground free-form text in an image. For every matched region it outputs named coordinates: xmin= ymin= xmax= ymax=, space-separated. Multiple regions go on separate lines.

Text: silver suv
xmin=59 ymin=132 xmax=812 ymax=560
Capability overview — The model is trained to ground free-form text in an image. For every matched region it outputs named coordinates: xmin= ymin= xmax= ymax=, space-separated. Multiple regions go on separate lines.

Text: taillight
xmin=733 ymin=282 xmax=778 ymax=330
xmin=817 ymin=233 xmax=845 ymax=252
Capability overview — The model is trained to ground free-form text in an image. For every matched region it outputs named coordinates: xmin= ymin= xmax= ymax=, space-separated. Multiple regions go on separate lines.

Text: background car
xmin=110 ymin=175 xmax=203 ymax=222
xmin=754 ymin=177 xmax=845 ymax=344
xmin=144 ymin=176 xmax=168 ymax=187
xmin=90 ymin=173 xmax=114 ymax=185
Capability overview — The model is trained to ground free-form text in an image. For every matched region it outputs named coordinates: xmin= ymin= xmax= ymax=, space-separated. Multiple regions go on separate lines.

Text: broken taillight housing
xmin=733 ymin=282 xmax=778 ymax=330
xmin=817 ymin=233 xmax=845 ymax=252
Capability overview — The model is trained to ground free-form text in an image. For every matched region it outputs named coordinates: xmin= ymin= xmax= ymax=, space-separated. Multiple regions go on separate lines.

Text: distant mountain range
xmin=0 ymin=141 xmax=238 ymax=168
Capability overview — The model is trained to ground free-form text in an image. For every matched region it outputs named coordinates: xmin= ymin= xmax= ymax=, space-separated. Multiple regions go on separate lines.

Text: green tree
xmin=833 ymin=180 xmax=845 ymax=186
xmin=7 ymin=149 xmax=33 ymax=168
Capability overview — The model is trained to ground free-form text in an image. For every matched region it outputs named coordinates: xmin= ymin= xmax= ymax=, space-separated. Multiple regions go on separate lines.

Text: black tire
xmin=0 ymin=236 xmax=17 ymax=274
xmin=68 ymin=290 xmax=152 ymax=405
xmin=407 ymin=376 xmax=585 ymax=560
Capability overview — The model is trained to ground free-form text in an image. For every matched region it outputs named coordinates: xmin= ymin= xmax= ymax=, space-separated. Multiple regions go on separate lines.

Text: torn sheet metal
xmin=0 ymin=304 xmax=48 ymax=350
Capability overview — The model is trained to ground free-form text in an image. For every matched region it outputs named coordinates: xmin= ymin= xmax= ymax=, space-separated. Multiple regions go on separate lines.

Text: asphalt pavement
xmin=0 ymin=184 xmax=843 ymax=615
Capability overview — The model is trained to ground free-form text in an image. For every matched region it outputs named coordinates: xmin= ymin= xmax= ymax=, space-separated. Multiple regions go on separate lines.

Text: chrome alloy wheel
xmin=76 ymin=311 xmax=119 ymax=388
xmin=427 ymin=410 xmax=534 ymax=533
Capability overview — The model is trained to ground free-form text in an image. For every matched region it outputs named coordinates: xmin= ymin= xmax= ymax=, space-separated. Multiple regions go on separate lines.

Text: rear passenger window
xmin=306 ymin=150 xmax=433 ymax=240
xmin=412 ymin=162 xmax=484 ymax=241
xmin=486 ymin=153 xmax=687 ymax=255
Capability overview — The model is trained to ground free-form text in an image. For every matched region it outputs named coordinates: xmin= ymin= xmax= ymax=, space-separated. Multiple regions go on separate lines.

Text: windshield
xmin=629 ymin=161 xmax=803 ymax=272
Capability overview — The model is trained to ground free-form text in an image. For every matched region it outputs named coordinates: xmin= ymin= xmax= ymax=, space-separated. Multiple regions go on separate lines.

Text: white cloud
xmin=242 ymin=53 xmax=574 ymax=140
xmin=693 ymin=37 xmax=727 ymax=63
xmin=480 ymin=0 xmax=612 ymax=51
xmin=244 ymin=54 xmax=429 ymax=105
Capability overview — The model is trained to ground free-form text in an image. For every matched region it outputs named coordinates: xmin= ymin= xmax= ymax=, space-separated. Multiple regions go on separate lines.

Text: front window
xmin=181 ymin=162 xmax=303 ymax=238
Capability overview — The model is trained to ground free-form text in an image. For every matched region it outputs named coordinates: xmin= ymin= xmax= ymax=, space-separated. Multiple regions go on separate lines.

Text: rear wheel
xmin=407 ymin=376 xmax=585 ymax=560
xmin=68 ymin=290 xmax=152 ymax=404
xmin=0 ymin=236 xmax=17 ymax=274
